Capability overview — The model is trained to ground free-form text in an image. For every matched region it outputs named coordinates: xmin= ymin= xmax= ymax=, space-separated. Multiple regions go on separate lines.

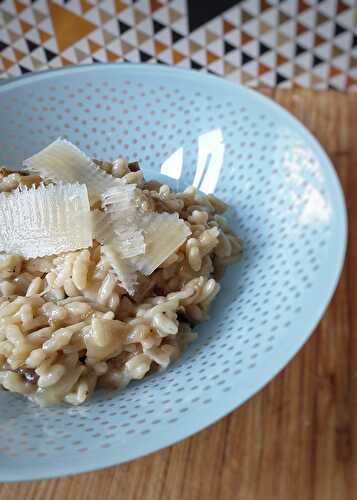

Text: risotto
xmin=0 ymin=140 xmax=241 ymax=406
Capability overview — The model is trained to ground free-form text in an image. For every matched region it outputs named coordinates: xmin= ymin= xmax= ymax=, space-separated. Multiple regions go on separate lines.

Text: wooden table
xmin=0 ymin=89 xmax=356 ymax=500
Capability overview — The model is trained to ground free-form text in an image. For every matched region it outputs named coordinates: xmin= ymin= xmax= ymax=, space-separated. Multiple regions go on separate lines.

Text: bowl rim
xmin=0 ymin=63 xmax=348 ymax=482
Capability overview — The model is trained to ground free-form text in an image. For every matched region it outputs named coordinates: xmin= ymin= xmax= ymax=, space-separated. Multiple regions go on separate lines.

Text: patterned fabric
xmin=0 ymin=0 xmax=356 ymax=90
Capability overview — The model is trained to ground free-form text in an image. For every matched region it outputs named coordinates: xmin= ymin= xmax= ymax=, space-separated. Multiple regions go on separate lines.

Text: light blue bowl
xmin=0 ymin=64 xmax=346 ymax=481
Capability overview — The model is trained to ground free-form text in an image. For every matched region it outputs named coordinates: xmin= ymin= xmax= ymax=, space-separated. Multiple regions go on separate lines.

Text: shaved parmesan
xmin=134 ymin=213 xmax=191 ymax=276
xmin=0 ymin=183 xmax=92 ymax=258
xmin=101 ymin=244 xmax=137 ymax=296
xmin=23 ymin=138 xmax=117 ymax=199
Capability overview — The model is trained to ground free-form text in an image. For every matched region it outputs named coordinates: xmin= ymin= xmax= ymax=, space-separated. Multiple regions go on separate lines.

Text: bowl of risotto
xmin=0 ymin=64 xmax=346 ymax=481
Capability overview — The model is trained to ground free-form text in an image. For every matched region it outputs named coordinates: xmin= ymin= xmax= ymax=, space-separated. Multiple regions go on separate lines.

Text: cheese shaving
xmin=0 ymin=183 xmax=92 ymax=258
xmin=101 ymin=244 xmax=137 ymax=296
xmin=23 ymin=138 xmax=118 ymax=200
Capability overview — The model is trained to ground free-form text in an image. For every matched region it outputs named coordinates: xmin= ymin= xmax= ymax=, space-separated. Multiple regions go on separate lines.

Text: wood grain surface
xmin=0 ymin=89 xmax=355 ymax=500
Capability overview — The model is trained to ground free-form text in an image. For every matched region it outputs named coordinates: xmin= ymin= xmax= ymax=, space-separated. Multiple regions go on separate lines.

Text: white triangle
xmin=120 ymin=29 xmax=138 ymax=47
xmin=172 ymin=38 xmax=189 ymax=55
xmin=279 ymin=1 xmax=297 ymax=16
xmin=152 ymin=6 xmax=169 ymax=25
xmin=33 ymin=0 xmax=48 ymax=14
xmin=74 ymin=38 xmax=90 ymax=53
xmin=63 ymin=0 xmax=82 ymax=16
xmin=41 ymin=36 xmax=58 ymax=53
xmin=8 ymin=65 xmax=22 ymax=77
xmin=259 ymin=71 xmax=276 ymax=86
xmin=0 ymin=29 xmax=10 ymax=44
xmin=314 ymin=42 xmax=332 ymax=60
xmin=330 ymin=74 xmax=347 ymax=89
xmin=316 ymin=21 xmax=334 ymax=39
xmin=207 ymin=39 xmax=224 ymax=56
xmin=294 ymin=73 xmax=311 ymax=86
xmin=92 ymin=48 xmax=107 ymax=62
xmin=259 ymin=30 xmax=277 ymax=47
xmin=102 ymin=18 xmax=119 ymax=35
xmin=242 ymin=40 xmax=259 ymax=58
xmin=170 ymin=0 xmax=187 ymax=14
xmin=48 ymin=56 xmax=63 ymax=68
xmin=119 ymin=5 xmax=135 ymax=26
xmin=17 ymin=55 xmax=33 ymax=71
xmin=277 ymin=42 xmax=295 ymax=59
xmin=135 ymin=0 xmax=151 ymax=15
xmin=7 ymin=19 xmax=22 ymax=34
xmin=206 ymin=17 xmax=223 ymax=35
xmin=223 ymin=6 xmax=239 ymax=25
xmin=297 ymin=31 xmax=314 ymax=49
xmin=224 ymin=48 xmax=241 ymax=66
xmin=336 ymin=10 xmax=355 ymax=29
xmin=259 ymin=50 xmax=276 ymax=68
xmin=311 ymin=62 xmax=329 ymax=79
xmin=316 ymin=0 xmax=335 ymax=18
xmin=138 ymin=38 xmax=155 ymax=55
xmin=31 ymin=47 xmax=47 ymax=63
xmin=99 ymin=0 xmax=115 ymax=16
xmin=61 ymin=47 xmax=77 ymax=62
xmin=242 ymin=19 xmax=260 ymax=37
xmin=84 ymin=6 xmax=101 ymax=25
xmin=278 ymin=20 xmax=296 ymax=38
xmin=276 ymin=61 xmax=294 ymax=78
xmin=190 ymin=49 xmax=206 ymax=66
xmin=260 ymin=8 xmax=279 ymax=27
xmin=170 ymin=17 xmax=189 ymax=35
xmin=208 ymin=59 xmax=224 ymax=75
xmin=38 ymin=18 xmax=54 ymax=34
xmin=243 ymin=60 xmax=259 ymax=77
xmin=155 ymin=27 xmax=172 ymax=45
xmin=88 ymin=29 xmax=105 ymax=45
xmin=13 ymin=38 xmax=28 ymax=53
xmin=277 ymin=80 xmax=292 ymax=89
xmin=331 ymin=53 xmax=350 ymax=72
xmin=334 ymin=32 xmax=352 ymax=51
xmin=106 ymin=40 xmax=122 ymax=55
xmin=295 ymin=52 xmax=313 ymax=70
xmin=157 ymin=48 xmax=172 ymax=64
xmin=124 ymin=49 xmax=140 ymax=63
xmin=175 ymin=57 xmax=190 ymax=69
xmin=225 ymin=29 xmax=240 ymax=46
xmin=19 ymin=8 xmax=36 ymax=25
xmin=0 ymin=1 xmax=17 ymax=15
xmin=26 ymin=29 xmax=41 ymax=44
xmin=299 ymin=9 xmax=317 ymax=29
xmin=225 ymin=69 xmax=240 ymax=83
xmin=136 ymin=18 xmax=153 ymax=36
xmin=313 ymin=81 xmax=328 ymax=91
xmin=79 ymin=56 xmax=93 ymax=65
xmin=189 ymin=28 xmax=205 ymax=46
xmin=242 ymin=0 xmax=260 ymax=16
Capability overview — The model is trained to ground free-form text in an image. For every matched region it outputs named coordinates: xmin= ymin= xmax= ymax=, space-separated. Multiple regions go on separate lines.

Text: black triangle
xmin=224 ymin=41 xmax=235 ymax=54
xmin=139 ymin=50 xmax=151 ymax=62
xmin=26 ymin=39 xmax=39 ymax=52
xmin=276 ymin=72 xmax=287 ymax=85
xmin=44 ymin=47 xmax=57 ymax=62
xmin=153 ymin=20 xmax=165 ymax=34
xmin=190 ymin=60 xmax=203 ymax=70
xmin=118 ymin=20 xmax=131 ymax=34
xmin=295 ymin=43 xmax=306 ymax=57
xmin=171 ymin=29 xmax=183 ymax=44
xmin=242 ymin=52 xmax=253 ymax=65
xmin=259 ymin=42 xmax=270 ymax=55
xmin=334 ymin=23 xmax=346 ymax=37
xmin=328 ymin=84 xmax=338 ymax=91
xmin=92 ymin=57 xmax=100 ymax=63
xmin=156 ymin=59 xmax=167 ymax=65
xmin=19 ymin=65 xmax=31 ymax=74
xmin=313 ymin=54 xmax=323 ymax=67
xmin=353 ymin=34 xmax=357 ymax=48
xmin=0 ymin=41 xmax=8 ymax=52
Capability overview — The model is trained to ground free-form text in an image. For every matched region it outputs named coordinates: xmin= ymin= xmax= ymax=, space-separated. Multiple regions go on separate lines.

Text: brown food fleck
xmin=15 ymin=367 xmax=39 ymax=385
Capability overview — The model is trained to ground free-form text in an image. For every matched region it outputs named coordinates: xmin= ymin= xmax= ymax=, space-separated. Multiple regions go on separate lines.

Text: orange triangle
xmin=223 ymin=20 xmax=234 ymax=34
xmin=205 ymin=30 xmax=218 ymax=44
xmin=258 ymin=63 xmax=270 ymax=75
xmin=106 ymin=49 xmax=119 ymax=62
xmin=0 ymin=56 xmax=13 ymax=71
xmin=7 ymin=30 xmax=21 ymax=43
xmin=114 ymin=0 xmax=127 ymax=14
xmin=150 ymin=0 xmax=161 ymax=13
xmin=172 ymin=49 xmax=184 ymax=64
xmin=154 ymin=40 xmax=167 ymax=55
xmin=39 ymin=29 xmax=51 ymax=44
xmin=316 ymin=12 xmax=329 ymax=26
xmin=14 ymin=0 xmax=26 ymax=14
xmin=296 ymin=23 xmax=308 ymax=35
xmin=277 ymin=54 xmax=288 ymax=66
xmin=134 ymin=8 xmax=146 ymax=24
xmin=329 ymin=66 xmax=341 ymax=78
xmin=346 ymin=76 xmax=357 ymax=88
xmin=169 ymin=8 xmax=181 ymax=23
xmin=137 ymin=30 xmax=149 ymax=44
xmin=337 ymin=3 xmax=349 ymax=14
xmin=19 ymin=19 xmax=32 ymax=34
xmin=261 ymin=0 xmax=270 ymax=11
xmin=241 ymin=32 xmax=254 ymax=45
xmin=207 ymin=50 xmax=218 ymax=64
xmin=298 ymin=1 xmax=309 ymax=13
xmin=189 ymin=40 xmax=201 ymax=54
xmin=99 ymin=8 xmax=111 ymax=24
xmin=224 ymin=61 xmax=236 ymax=75
xmin=314 ymin=33 xmax=325 ymax=46
xmin=48 ymin=0 xmax=96 ymax=52
xmin=121 ymin=41 xmax=134 ymax=54
xmin=88 ymin=39 xmax=101 ymax=53
xmin=241 ymin=9 xmax=253 ymax=23
xmin=332 ymin=45 xmax=344 ymax=58
xmin=13 ymin=48 xmax=25 ymax=62
xmin=277 ymin=32 xmax=289 ymax=45
xmin=278 ymin=11 xmax=290 ymax=24
xmin=259 ymin=21 xmax=271 ymax=35
xmin=80 ymin=0 xmax=92 ymax=14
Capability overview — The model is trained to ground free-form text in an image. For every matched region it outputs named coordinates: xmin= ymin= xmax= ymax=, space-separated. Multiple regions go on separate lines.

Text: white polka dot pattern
xmin=0 ymin=65 xmax=346 ymax=481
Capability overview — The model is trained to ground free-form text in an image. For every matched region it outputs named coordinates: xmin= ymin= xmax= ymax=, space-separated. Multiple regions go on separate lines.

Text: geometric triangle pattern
xmin=0 ymin=0 xmax=356 ymax=91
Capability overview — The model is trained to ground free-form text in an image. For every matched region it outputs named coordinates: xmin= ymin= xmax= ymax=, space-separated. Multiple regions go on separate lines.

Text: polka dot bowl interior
xmin=0 ymin=64 xmax=347 ymax=482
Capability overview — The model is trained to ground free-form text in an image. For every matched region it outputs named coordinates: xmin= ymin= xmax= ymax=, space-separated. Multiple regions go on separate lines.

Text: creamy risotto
xmin=0 ymin=139 xmax=241 ymax=406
